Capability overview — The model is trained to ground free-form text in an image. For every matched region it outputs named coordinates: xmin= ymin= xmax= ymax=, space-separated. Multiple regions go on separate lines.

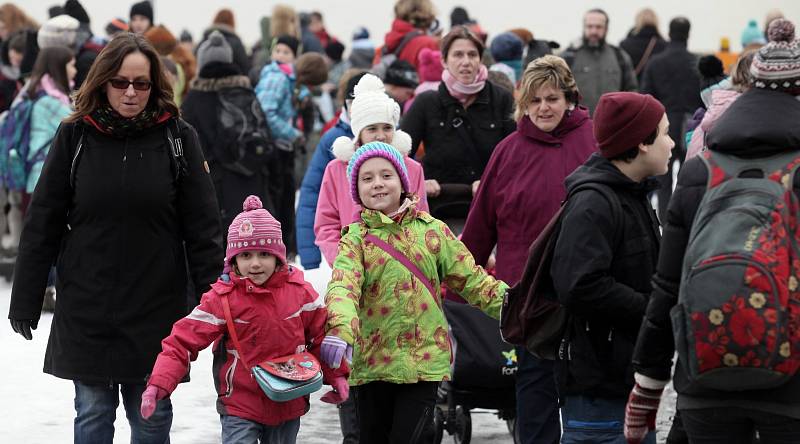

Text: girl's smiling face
xmin=234 ymin=251 xmax=278 ymax=285
xmin=357 ymin=157 xmax=402 ymax=214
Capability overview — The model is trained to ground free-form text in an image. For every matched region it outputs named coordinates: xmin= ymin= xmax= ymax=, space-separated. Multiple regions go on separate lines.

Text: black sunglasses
xmin=108 ymin=78 xmax=152 ymax=91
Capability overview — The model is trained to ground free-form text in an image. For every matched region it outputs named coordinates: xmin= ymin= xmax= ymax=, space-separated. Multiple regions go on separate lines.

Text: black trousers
xmin=338 ymin=395 xmax=359 ymax=444
xmin=353 ymin=381 xmax=438 ymax=444
xmin=681 ymin=407 xmax=800 ymax=444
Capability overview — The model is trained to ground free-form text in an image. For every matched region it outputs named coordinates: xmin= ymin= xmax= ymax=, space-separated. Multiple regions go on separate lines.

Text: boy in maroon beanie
xmin=549 ymin=91 xmax=673 ymax=443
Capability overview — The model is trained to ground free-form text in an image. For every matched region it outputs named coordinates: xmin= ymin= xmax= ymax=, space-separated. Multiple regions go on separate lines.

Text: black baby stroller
xmin=433 ymin=299 xmax=519 ymax=444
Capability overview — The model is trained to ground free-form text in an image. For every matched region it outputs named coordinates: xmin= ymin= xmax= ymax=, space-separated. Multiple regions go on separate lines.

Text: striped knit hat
xmin=347 ymin=142 xmax=410 ymax=205
xmin=226 ymin=195 xmax=286 ymax=266
xmin=751 ymin=19 xmax=800 ymax=95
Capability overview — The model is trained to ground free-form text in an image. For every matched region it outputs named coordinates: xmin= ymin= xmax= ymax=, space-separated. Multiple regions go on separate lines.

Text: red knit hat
xmin=594 ymin=92 xmax=665 ymax=158
xmin=226 ymin=195 xmax=286 ymax=266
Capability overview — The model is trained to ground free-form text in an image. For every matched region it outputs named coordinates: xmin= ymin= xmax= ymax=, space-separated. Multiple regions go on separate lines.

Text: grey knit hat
xmin=750 ymin=19 xmax=800 ymax=95
xmin=37 ymin=14 xmax=80 ymax=49
xmin=196 ymin=30 xmax=233 ymax=72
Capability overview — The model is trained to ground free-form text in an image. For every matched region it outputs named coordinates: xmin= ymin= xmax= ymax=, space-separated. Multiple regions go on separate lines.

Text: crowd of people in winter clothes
xmin=3 ymin=0 xmax=800 ymax=443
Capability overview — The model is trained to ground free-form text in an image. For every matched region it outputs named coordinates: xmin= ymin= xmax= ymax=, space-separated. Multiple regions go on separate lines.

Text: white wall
xmin=27 ymin=0 xmax=798 ymax=54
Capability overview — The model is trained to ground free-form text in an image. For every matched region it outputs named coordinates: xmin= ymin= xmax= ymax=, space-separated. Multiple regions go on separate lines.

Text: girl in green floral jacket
xmin=319 ymin=141 xmax=508 ymax=443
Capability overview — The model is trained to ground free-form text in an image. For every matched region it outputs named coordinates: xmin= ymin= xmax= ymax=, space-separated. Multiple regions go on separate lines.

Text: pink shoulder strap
xmin=364 ymin=233 xmax=439 ymax=306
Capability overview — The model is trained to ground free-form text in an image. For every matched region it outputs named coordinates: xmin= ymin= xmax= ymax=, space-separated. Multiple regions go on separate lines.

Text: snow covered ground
xmin=2 ymin=263 xmax=519 ymax=443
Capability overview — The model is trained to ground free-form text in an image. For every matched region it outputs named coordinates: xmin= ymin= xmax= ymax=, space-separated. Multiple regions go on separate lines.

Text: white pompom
xmin=391 ymin=130 xmax=412 ymax=156
xmin=354 ymin=73 xmax=385 ymax=96
xmin=332 ymin=136 xmax=356 ymax=162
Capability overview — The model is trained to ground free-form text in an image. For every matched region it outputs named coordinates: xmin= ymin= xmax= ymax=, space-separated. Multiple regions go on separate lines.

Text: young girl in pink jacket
xmin=314 ymin=74 xmax=428 ymax=266
xmin=140 ymin=196 xmax=348 ymax=443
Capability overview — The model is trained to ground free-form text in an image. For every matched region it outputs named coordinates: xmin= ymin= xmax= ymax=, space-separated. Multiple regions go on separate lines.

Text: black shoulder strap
xmin=568 ymin=182 xmax=624 ymax=248
xmin=384 ymin=30 xmax=423 ymax=57
xmin=611 ymin=45 xmax=628 ymax=90
xmin=69 ymin=123 xmax=86 ymax=189
xmin=165 ymin=118 xmax=188 ymax=183
xmin=70 ymin=119 xmax=188 ymax=190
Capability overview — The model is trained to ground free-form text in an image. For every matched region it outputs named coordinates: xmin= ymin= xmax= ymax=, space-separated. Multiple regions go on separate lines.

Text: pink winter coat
xmin=314 ymin=132 xmax=428 ymax=266
xmin=686 ymin=89 xmax=742 ymax=160
xmin=148 ymin=269 xmax=346 ymax=426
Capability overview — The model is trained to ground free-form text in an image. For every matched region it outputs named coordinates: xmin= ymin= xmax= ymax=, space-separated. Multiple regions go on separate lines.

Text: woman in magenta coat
xmin=460 ymin=54 xmax=597 ymax=443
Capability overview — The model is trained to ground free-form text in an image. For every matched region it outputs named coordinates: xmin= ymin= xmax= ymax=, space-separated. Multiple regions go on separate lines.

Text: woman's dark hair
xmin=607 ymin=126 xmax=659 ymax=162
xmin=441 ymin=25 xmax=485 ymax=61
xmin=26 ymin=46 xmax=74 ymax=97
xmin=66 ymin=32 xmax=178 ymax=122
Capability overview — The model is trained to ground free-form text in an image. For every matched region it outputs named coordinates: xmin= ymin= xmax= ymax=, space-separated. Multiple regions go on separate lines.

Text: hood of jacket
xmin=384 ymin=19 xmax=418 ymax=53
xmin=707 ymin=88 xmax=800 ymax=158
xmin=518 ymin=105 xmax=591 ymax=145
xmin=190 ymin=73 xmax=251 ymax=92
xmin=565 ymin=152 xmax=660 ymax=196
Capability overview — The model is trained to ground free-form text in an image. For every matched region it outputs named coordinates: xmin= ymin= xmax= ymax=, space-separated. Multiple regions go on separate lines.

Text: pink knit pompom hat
xmin=225 ymin=195 xmax=286 ymax=266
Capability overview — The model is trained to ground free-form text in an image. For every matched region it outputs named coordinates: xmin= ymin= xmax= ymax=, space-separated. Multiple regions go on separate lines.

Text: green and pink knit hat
xmin=347 ymin=142 xmax=411 ymax=204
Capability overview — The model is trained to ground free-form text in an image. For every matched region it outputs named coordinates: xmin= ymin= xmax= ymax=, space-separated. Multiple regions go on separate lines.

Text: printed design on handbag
xmin=259 ymin=353 xmax=322 ymax=381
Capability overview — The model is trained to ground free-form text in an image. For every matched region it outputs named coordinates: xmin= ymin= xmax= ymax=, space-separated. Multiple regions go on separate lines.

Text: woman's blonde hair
xmin=394 ymin=0 xmax=436 ymax=30
xmin=271 ymin=4 xmax=299 ymax=39
xmin=514 ymin=55 xmax=578 ymax=121
xmin=731 ymin=48 xmax=757 ymax=92
xmin=633 ymin=8 xmax=659 ymax=35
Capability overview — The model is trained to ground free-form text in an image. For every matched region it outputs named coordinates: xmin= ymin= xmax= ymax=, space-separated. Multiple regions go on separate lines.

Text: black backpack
xmin=500 ymin=183 xmax=621 ymax=359
xmin=216 ymin=86 xmax=275 ymax=176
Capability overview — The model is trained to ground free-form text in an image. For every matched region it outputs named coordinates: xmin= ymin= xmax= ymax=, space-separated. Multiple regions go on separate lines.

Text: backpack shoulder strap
xmin=164 ymin=118 xmax=188 ymax=183
xmin=390 ymin=30 xmax=424 ymax=57
xmin=69 ymin=122 xmax=86 ymax=189
xmin=568 ymin=182 xmax=625 ymax=248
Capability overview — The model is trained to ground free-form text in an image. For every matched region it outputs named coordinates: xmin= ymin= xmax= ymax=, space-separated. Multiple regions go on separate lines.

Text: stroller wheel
xmin=453 ymin=406 xmax=471 ymax=444
xmin=433 ymin=405 xmax=445 ymax=444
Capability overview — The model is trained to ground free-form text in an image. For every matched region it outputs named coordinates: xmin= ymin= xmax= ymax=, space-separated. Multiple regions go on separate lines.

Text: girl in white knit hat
xmin=313 ymin=74 xmax=428 ymax=266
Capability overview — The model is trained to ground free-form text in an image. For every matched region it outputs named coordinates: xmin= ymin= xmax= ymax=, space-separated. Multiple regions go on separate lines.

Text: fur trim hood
xmin=331 ymin=129 xmax=411 ymax=162
xmin=190 ymin=75 xmax=251 ymax=92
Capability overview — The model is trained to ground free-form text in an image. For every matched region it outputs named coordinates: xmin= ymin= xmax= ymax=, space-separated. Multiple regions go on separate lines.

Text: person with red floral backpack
xmin=627 ymin=18 xmax=800 ymax=444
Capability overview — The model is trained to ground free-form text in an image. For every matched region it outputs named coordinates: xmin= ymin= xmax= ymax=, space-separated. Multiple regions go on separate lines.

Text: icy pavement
xmin=2 ymin=263 xmax=520 ymax=443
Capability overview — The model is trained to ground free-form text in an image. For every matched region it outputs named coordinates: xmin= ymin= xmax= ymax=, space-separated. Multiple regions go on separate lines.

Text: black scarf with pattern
xmin=85 ymin=105 xmax=171 ymax=138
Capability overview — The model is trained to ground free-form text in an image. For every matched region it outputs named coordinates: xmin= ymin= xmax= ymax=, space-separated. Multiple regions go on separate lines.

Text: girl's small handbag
xmin=220 ymin=293 xmax=323 ymax=402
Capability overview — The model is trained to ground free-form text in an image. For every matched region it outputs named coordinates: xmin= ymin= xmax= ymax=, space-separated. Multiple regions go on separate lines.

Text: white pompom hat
xmin=332 ymin=73 xmax=412 ymax=162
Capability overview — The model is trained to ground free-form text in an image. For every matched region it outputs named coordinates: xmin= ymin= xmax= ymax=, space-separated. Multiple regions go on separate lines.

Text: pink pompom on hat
xmin=226 ymin=195 xmax=286 ymax=266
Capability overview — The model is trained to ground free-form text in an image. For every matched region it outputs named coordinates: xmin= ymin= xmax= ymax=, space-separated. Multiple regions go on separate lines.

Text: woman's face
xmin=66 ymin=58 xmax=77 ymax=84
xmin=8 ymin=48 xmax=22 ymax=68
xmin=105 ymin=52 xmax=151 ymax=118
xmin=444 ymin=38 xmax=481 ymax=84
xmin=358 ymin=123 xmax=394 ymax=146
xmin=526 ymin=83 xmax=569 ymax=133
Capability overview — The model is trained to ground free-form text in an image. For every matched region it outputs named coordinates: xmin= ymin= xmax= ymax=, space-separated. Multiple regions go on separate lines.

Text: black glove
xmin=10 ymin=318 xmax=38 ymax=340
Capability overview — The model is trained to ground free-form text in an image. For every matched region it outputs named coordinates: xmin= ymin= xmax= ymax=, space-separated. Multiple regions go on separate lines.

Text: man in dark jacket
xmin=641 ymin=17 xmax=702 ymax=218
xmin=182 ymin=31 xmax=274 ymax=232
xmin=628 ymin=19 xmax=800 ymax=443
xmin=551 ymin=92 xmax=672 ymax=443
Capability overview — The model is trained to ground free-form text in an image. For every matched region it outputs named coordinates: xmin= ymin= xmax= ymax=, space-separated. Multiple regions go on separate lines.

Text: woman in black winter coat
xmin=619 ymin=8 xmax=667 ymax=83
xmin=7 ymin=33 xmax=223 ymax=442
xmin=401 ymin=26 xmax=515 ymax=219
xmin=182 ymin=31 xmax=275 ymax=231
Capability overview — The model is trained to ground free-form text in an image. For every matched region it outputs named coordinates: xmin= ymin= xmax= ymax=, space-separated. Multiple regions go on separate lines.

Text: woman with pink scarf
xmin=401 ymin=26 xmax=515 ymax=220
